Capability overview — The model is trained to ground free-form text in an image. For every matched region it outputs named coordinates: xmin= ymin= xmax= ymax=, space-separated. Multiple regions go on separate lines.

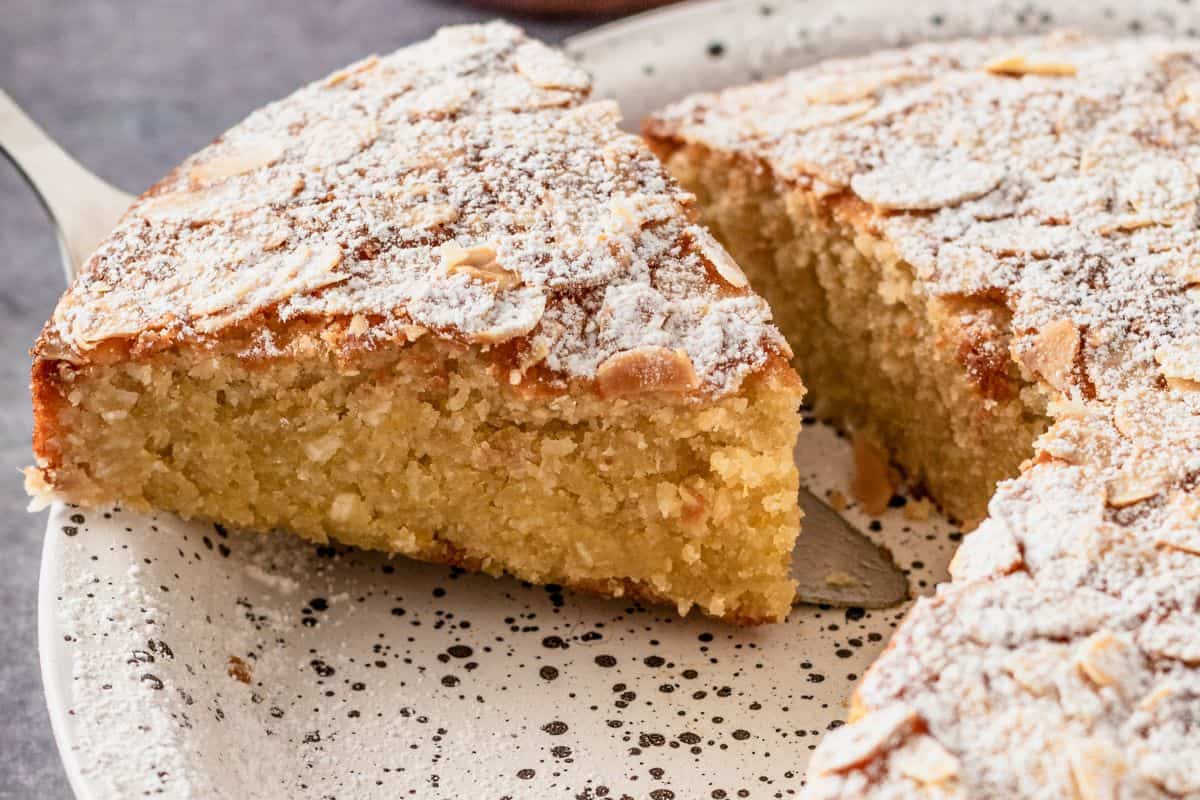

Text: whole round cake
xmin=648 ymin=31 xmax=1200 ymax=799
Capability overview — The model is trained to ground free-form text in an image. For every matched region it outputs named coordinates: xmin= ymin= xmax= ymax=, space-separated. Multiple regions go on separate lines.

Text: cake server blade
xmin=791 ymin=486 xmax=909 ymax=609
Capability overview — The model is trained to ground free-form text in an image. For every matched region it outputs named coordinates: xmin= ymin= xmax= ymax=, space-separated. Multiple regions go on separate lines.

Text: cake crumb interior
xmin=656 ymin=142 xmax=1052 ymax=526
xmin=36 ymin=339 xmax=802 ymax=622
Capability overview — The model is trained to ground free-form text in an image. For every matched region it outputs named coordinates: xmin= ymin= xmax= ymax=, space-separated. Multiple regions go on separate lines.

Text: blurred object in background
xmin=469 ymin=0 xmax=678 ymax=15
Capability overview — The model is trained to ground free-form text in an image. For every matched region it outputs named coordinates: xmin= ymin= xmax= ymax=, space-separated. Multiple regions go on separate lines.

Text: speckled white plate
xmin=39 ymin=1 xmax=1198 ymax=798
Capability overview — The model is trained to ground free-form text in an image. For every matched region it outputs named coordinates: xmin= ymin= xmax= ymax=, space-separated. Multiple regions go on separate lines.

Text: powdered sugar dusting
xmin=651 ymin=33 xmax=1200 ymax=798
xmin=39 ymin=22 xmax=787 ymax=398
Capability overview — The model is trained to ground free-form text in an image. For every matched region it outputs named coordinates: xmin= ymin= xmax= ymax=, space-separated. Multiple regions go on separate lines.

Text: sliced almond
xmin=405 ymin=80 xmax=475 ymax=117
xmin=513 ymin=40 xmax=590 ymax=91
xmin=190 ymin=143 xmax=283 ymax=183
xmin=1155 ymin=339 xmax=1200 ymax=384
xmin=324 ymin=54 xmax=380 ymax=88
xmin=765 ymin=99 xmax=875 ymax=145
xmin=800 ymin=68 xmax=921 ymax=105
xmin=399 ymin=203 xmax=460 ymax=230
xmin=190 ymin=241 xmax=344 ymax=323
xmin=1066 ymin=739 xmax=1126 ymax=800
xmin=695 ymin=229 xmax=749 ymax=289
xmin=892 ymin=736 xmax=961 ymax=787
xmin=448 ymin=263 xmax=522 ymax=291
xmin=808 ymin=704 xmax=919 ymax=776
xmin=607 ymin=193 xmax=677 ymax=235
xmin=608 ymin=194 xmax=640 ymax=235
xmin=1074 ymin=631 xmax=1143 ymax=700
xmin=985 ymin=55 xmax=1077 ymax=77
xmin=850 ymin=150 xmax=1004 ymax=211
xmin=1157 ymin=491 xmax=1200 ymax=555
xmin=949 ymin=523 xmax=1024 ymax=581
xmin=1138 ymin=615 xmax=1200 ymax=664
xmin=1105 ymin=463 xmax=1170 ymax=508
xmin=1122 ymin=156 xmax=1198 ymax=227
xmin=1019 ymin=319 xmax=1080 ymax=392
xmin=440 ymin=240 xmax=521 ymax=290
xmin=595 ymin=347 xmax=699 ymax=398
xmin=1004 ymin=642 xmax=1070 ymax=696
xmin=440 ymin=240 xmax=497 ymax=271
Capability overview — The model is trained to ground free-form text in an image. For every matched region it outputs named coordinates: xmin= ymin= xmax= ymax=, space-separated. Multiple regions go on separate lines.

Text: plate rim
xmin=39 ymin=514 xmax=99 ymax=800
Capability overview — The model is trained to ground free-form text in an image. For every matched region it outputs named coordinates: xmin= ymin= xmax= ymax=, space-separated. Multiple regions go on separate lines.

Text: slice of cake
xmin=27 ymin=22 xmax=803 ymax=624
xmin=649 ymin=33 xmax=1200 ymax=797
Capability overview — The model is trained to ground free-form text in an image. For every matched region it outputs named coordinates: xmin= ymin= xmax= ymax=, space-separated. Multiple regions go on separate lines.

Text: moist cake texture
xmin=649 ymin=32 xmax=1200 ymax=799
xmin=28 ymin=22 xmax=803 ymax=624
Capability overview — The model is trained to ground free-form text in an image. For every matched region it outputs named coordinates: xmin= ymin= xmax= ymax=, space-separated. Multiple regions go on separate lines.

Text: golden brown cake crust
xmin=34 ymin=21 xmax=790 ymax=402
xmin=650 ymin=32 xmax=1200 ymax=798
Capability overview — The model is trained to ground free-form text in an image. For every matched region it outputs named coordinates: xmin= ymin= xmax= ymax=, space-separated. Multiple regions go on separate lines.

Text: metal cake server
xmin=791 ymin=487 xmax=909 ymax=608
xmin=2 ymin=89 xmax=907 ymax=612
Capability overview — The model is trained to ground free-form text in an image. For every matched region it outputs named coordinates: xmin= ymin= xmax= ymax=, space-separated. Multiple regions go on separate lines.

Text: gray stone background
xmin=0 ymin=3 xmax=597 ymax=795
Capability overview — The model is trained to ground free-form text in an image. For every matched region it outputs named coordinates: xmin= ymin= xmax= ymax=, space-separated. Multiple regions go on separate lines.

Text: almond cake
xmin=26 ymin=22 xmax=804 ymax=624
xmin=649 ymin=33 xmax=1200 ymax=798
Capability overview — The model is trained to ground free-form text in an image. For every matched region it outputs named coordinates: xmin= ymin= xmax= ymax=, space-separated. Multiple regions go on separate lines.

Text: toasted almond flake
xmin=1157 ymin=492 xmax=1200 ymax=555
xmin=448 ymin=263 xmax=522 ymax=291
xmin=190 ymin=143 xmax=283 ymax=183
xmin=261 ymin=225 xmax=290 ymax=251
xmin=1138 ymin=615 xmax=1200 ymax=664
xmin=985 ymin=55 xmax=1078 ymax=77
xmin=1066 ymin=739 xmax=1126 ymax=800
xmin=440 ymin=240 xmax=521 ymax=290
xmin=1155 ymin=338 xmax=1200 ymax=383
xmin=1105 ymin=463 xmax=1170 ymax=508
xmin=892 ymin=736 xmax=961 ymax=787
xmin=608 ymin=194 xmax=640 ymax=234
xmin=324 ymin=54 xmax=379 ymax=87
xmin=347 ymin=315 xmax=369 ymax=336
xmin=695 ymin=229 xmax=748 ymax=288
xmin=513 ymin=40 xmax=590 ymax=91
xmin=406 ymin=79 xmax=475 ymax=116
xmin=190 ymin=242 xmax=347 ymax=331
xmin=1137 ymin=684 xmax=1174 ymax=712
xmin=1096 ymin=215 xmax=1156 ymax=234
xmin=440 ymin=240 xmax=498 ymax=271
xmin=1074 ymin=631 xmax=1142 ymax=699
xmin=808 ymin=704 xmax=919 ymax=775
xmin=595 ymin=347 xmax=699 ymax=398
xmin=851 ymin=150 xmax=1005 ymax=211
xmin=949 ymin=523 xmax=1024 ymax=581
xmin=800 ymin=68 xmax=922 ymax=105
xmin=1019 ymin=319 xmax=1080 ymax=392
xmin=1004 ymin=643 xmax=1071 ymax=696
xmin=766 ymin=99 xmax=875 ymax=144
xmin=1122 ymin=156 xmax=1198 ymax=227
xmin=402 ymin=203 xmax=460 ymax=230
xmin=1112 ymin=392 xmax=1149 ymax=439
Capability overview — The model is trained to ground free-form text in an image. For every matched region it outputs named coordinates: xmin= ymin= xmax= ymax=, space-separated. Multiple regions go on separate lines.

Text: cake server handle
xmin=0 ymin=89 xmax=135 ymax=281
